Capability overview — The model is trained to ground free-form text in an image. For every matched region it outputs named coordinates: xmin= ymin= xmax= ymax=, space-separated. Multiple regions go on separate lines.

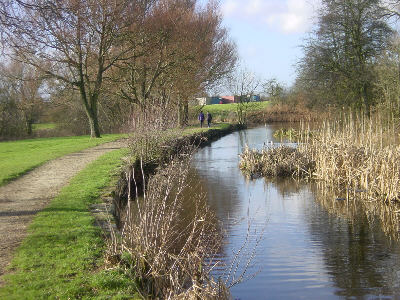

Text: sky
xmin=217 ymin=0 xmax=321 ymax=87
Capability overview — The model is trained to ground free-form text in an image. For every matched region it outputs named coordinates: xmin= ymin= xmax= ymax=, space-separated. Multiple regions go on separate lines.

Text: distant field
xmin=32 ymin=123 xmax=57 ymax=131
xmin=193 ymin=101 xmax=269 ymax=113
xmin=191 ymin=102 xmax=270 ymax=121
xmin=0 ymin=134 xmax=125 ymax=186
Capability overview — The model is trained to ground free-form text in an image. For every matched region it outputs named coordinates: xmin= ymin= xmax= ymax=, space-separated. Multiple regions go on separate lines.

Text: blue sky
xmin=217 ymin=0 xmax=320 ymax=86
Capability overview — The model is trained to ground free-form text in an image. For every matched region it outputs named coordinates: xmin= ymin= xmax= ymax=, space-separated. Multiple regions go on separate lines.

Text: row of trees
xmin=296 ymin=0 xmax=400 ymax=116
xmin=0 ymin=62 xmax=43 ymax=138
xmin=0 ymin=0 xmax=236 ymax=137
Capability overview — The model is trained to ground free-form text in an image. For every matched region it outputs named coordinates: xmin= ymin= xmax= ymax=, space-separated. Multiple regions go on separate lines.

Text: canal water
xmin=191 ymin=125 xmax=400 ymax=299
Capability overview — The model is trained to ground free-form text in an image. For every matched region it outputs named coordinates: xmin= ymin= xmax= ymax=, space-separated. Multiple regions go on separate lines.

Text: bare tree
xmin=297 ymin=0 xmax=393 ymax=114
xmin=115 ymin=0 xmax=236 ymax=127
xmin=227 ymin=67 xmax=262 ymax=125
xmin=0 ymin=61 xmax=43 ymax=136
xmin=263 ymin=78 xmax=285 ymax=103
xmin=374 ymin=35 xmax=400 ymax=117
xmin=0 ymin=67 xmax=26 ymax=138
xmin=0 ymin=0 xmax=134 ymax=137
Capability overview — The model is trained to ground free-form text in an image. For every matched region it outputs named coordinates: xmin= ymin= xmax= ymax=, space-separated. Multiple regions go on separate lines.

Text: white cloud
xmin=222 ymin=0 xmax=239 ymax=17
xmin=221 ymin=0 xmax=319 ymax=34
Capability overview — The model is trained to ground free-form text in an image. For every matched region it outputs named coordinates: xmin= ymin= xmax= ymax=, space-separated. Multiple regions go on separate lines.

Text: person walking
xmin=207 ymin=112 xmax=212 ymax=128
xmin=199 ymin=111 xmax=205 ymax=128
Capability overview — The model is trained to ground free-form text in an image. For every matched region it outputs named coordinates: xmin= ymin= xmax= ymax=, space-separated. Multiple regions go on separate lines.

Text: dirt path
xmin=0 ymin=140 xmax=126 ymax=284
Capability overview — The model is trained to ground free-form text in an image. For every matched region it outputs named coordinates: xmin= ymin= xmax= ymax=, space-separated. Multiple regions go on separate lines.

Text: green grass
xmin=0 ymin=134 xmax=125 ymax=186
xmin=180 ymin=122 xmax=231 ymax=134
xmin=0 ymin=148 xmax=140 ymax=299
xmin=193 ymin=101 xmax=269 ymax=114
xmin=32 ymin=123 xmax=57 ymax=131
xmin=0 ymin=125 xmax=234 ymax=299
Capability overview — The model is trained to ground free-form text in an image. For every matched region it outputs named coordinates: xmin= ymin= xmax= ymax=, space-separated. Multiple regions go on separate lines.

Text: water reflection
xmin=190 ymin=126 xmax=400 ymax=299
xmin=309 ymin=185 xmax=400 ymax=297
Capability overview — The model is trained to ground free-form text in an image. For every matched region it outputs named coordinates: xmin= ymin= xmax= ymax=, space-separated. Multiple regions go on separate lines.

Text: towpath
xmin=0 ymin=140 xmax=126 ymax=285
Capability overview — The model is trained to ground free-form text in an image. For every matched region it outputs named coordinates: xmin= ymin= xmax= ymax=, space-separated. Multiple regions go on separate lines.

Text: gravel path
xmin=0 ymin=140 xmax=126 ymax=284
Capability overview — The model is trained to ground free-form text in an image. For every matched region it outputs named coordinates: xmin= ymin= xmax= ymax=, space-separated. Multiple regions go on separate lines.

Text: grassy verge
xmin=0 ymin=124 xmax=237 ymax=299
xmin=126 ymin=123 xmax=236 ymax=167
xmin=0 ymin=134 xmax=125 ymax=186
xmin=0 ymin=148 xmax=139 ymax=299
xmin=190 ymin=102 xmax=270 ymax=122
xmin=177 ymin=122 xmax=231 ymax=135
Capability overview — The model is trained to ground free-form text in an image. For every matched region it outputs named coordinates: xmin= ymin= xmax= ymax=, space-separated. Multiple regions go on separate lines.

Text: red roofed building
xmin=220 ymin=96 xmax=239 ymax=103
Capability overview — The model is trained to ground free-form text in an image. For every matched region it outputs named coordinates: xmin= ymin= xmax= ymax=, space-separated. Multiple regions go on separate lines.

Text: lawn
xmin=32 ymin=123 xmax=57 ymax=131
xmin=0 ymin=148 xmax=139 ymax=299
xmin=180 ymin=122 xmax=231 ymax=134
xmin=0 ymin=134 xmax=125 ymax=186
xmin=191 ymin=101 xmax=270 ymax=121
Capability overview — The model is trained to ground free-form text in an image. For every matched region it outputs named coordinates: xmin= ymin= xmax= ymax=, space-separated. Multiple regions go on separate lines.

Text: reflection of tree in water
xmin=238 ymin=130 xmax=248 ymax=148
xmin=264 ymin=177 xmax=306 ymax=197
xmin=312 ymin=183 xmax=400 ymax=240
xmin=185 ymin=168 xmax=241 ymax=225
xmin=308 ymin=184 xmax=400 ymax=297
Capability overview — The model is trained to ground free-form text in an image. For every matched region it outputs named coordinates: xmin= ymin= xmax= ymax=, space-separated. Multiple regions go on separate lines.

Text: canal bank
xmin=0 ymin=123 xmax=243 ymax=299
xmin=112 ymin=123 xmax=244 ymax=224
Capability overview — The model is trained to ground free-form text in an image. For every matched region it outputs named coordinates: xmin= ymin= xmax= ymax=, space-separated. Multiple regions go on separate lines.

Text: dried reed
xmin=297 ymin=111 xmax=400 ymax=239
xmin=239 ymin=145 xmax=315 ymax=178
xmin=240 ymin=110 xmax=400 ymax=238
xmin=108 ymin=155 xmax=230 ymax=299
xmin=298 ymin=111 xmax=400 ymax=204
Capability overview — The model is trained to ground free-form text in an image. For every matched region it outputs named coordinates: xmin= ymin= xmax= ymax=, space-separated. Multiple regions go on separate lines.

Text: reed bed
xmin=239 ymin=145 xmax=315 ymax=178
xmin=296 ymin=111 xmax=400 ymax=239
xmin=298 ymin=112 xmax=400 ymax=204
xmin=240 ymin=111 xmax=400 ymax=238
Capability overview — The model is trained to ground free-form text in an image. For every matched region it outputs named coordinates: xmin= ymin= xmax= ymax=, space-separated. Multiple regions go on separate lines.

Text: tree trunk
xmin=26 ymin=119 xmax=33 ymax=135
xmin=177 ymin=96 xmax=184 ymax=127
xmin=24 ymin=112 xmax=33 ymax=135
xmin=362 ymin=83 xmax=370 ymax=118
xmin=182 ymin=99 xmax=188 ymax=126
xmin=78 ymin=82 xmax=101 ymax=138
xmin=86 ymin=106 xmax=101 ymax=138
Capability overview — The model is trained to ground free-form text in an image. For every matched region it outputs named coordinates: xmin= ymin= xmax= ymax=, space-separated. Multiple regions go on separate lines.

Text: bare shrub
xmin=0 ymin=99 xmax=26 ymax=140
xmin=108 ymin=157 xmax=230 ymax=299
xmin=246 ymin=101 xmax=323 ymax=124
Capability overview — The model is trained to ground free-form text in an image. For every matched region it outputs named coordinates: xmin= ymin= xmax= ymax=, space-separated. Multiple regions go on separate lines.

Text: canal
xmin=191 ymin=125 xmax=400 ymax=299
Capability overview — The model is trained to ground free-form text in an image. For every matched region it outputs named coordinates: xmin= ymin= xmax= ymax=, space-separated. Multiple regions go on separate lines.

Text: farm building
xmin=191 ymin=95 xmax=261 ymax=105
